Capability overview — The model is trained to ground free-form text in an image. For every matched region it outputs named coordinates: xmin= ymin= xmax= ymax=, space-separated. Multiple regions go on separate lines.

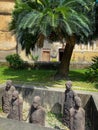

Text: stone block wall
xmin=0 ymin=0 xmax=16 ymax=60
xmin=0 ymin=1 xmax=14 ymax=14
xmin=71 ymin=51 xmax=98 ymax=62
xmin=0 ymin=85 xmax=90 ymax=114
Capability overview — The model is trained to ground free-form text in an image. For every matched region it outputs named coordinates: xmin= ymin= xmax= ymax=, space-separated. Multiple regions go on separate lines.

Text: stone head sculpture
xmin=32 ymin=96 xmax=41 ymax=108
xmin=12 ymin=90 xmax=19 ymax=101
xmin=65 ymin=80 xmax=72 ymax=90
xmin=6 ymin=80 xmax=12 ymax=90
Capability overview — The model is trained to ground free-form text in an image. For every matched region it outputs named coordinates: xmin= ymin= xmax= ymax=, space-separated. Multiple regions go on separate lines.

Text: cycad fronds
xmin=9 ymin=0 xmax=95 ymax=54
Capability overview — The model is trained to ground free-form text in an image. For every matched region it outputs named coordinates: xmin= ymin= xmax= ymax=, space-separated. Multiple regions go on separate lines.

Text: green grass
xmin=0 ymin=66 xmax=98 ymax=92
xmin=46 ymin=112 xmax=69 ymax=130
xmin=0 ymin=66 xmax=55 ymax=83
xmin=0 ymin=107 xmax=3 ymax=112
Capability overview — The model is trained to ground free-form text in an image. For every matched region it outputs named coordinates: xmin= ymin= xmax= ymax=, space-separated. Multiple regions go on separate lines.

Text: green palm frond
xmin=9 ymin=0 xmax=95 ymax=54
xmin=73 ymin=15 xmax=90 ymax=32
xmin=46 ymin=11 xmax=59 ymax=28
xmin=62 ymin=0 xmax=86 ymax=6
xmin=36 ymin=0 xmax=49 ymax=7
xmin=61 ymin=19 xmax=73 ymax=35
xmin=17 ymin=29 xmax=38 ymax=55
xmin=18 ymin=11 xmax=40 ymax=29
xmin=15 ymin=0 xmax=32 ymax=11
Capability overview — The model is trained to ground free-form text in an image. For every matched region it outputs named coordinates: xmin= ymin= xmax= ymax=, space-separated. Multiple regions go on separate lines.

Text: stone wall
xmin=0 ymin=85 xmax=92 ymax=113
xmin=71 ymin=51 xmax=98 ymax=62
xmin=87 ymin=96 xmax=98 ymax=130
xmin=15 ymin=86 xmax=91 ymax=113
xmin=0 ymin=1 xmax=14 ymax=14
xmin=0 ymin=0 xmax=16 ymax=60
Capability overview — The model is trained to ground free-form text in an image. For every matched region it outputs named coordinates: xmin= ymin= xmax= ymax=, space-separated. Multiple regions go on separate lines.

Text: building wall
xmin=42 ymin=41 xmax=98 ymax=63
xmin=0 ymin=0 xmax=16 ymax=61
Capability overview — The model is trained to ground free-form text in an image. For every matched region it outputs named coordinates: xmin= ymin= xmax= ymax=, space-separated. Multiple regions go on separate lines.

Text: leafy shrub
xmin=6 ymin=54 xmax=24 ymax=69
xmin=85 ymin=56 xmax=98 ymax=82
xmin=34 ymin=61 xmax=60 ymax=70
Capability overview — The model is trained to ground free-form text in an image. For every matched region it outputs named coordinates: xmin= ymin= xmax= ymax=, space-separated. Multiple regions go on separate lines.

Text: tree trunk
xmin=54 ymin=35 xmax=76 ymax=80
xmin=16 ymin=43 xmax=18 ymax=54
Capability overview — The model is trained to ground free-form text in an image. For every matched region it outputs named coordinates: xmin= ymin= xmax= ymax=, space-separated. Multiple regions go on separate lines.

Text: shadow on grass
xmin=95 ymin=83 xmax=98 ymax=90
xmin=69 ymin=70 xmax=86 ymax=81
xmin=69 ymin=70 xmax=98 ymax=91
xmin=1 ymin=67 xmax=86 ymax=82
xmin=1 ymin=67 xmax=56 ymax=88
xmin=1 ymin=67 xmax=98 ymax=90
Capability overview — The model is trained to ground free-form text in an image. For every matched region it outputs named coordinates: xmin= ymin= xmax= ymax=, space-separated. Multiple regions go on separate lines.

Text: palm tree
xmin=9 ymin=0 xmax=95 ymax=79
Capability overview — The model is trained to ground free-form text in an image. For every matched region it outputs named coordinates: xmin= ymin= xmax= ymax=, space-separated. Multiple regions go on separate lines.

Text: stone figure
xmin=62 ymin=80 xmax=76 ymax=128
xmin=2 ymin=80 xmax=16 ymax=113
xmin=28 ymin=96 xmax=46 ymax=126
xmin=69 ymin=96 xmax=85 ymax=130
xmin=7 ymin=90 xmax=23 ymax=121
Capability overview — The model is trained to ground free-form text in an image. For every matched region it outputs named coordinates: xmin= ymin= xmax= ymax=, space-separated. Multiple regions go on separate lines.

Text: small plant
xmin=30 ymin=54 xmax=39 ymax=62
xmin=46 ymin=112 xmax=68 ymax=130
xmin=0 ymin=107 xmax=3 ymax=112
xmin=85 ymin=56 xmax=98 ymax=82
xmin=6 ymin=54 xmax=24 ymax=69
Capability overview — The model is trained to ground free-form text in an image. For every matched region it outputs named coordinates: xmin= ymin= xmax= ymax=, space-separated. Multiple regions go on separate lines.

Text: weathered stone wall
xmin=0 ymin=1 xmax=16 ymax=60
xmin=0 ymin=85 xmax=91 ymax=114
xmin=71 ymin=51 xmax=98 ymax=62
xmin=0 ymin=1 xmax=14 ymax=14
xmin=70 ymin=62 xmax=90 ymax=69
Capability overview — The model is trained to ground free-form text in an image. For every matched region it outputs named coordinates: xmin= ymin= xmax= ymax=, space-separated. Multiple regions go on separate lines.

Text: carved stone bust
xmin=7 ymin=90 xmax=23 ymax=121
xmin=69 ymin=96 xmax=85 ymax=130
xmin=2 ymin=80 xmax=16 ymax=113
xmin=28 ymin=96 xmax=46 ymax=126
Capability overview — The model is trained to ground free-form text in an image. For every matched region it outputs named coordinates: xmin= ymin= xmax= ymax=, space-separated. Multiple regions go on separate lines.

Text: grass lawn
xmin=0 ymin=66 xmax=98 ymax=92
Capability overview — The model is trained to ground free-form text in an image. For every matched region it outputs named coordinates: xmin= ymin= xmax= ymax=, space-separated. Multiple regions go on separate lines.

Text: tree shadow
xmin=69 ymin=70 xmax=87 ymax=81
xmin=2 ymin=67 xmax=54 ymax=88
xmin=2 ymin=67 xmax=98 ymax=90
xmin=95 ymin=83 xmax=98 ymax=89
xmin=60 ymin=69 xmax=98 ymax=90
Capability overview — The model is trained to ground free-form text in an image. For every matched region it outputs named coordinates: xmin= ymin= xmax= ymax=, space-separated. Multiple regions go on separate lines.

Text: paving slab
xmin=0 ymin=117 xmax=56 ymax=130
